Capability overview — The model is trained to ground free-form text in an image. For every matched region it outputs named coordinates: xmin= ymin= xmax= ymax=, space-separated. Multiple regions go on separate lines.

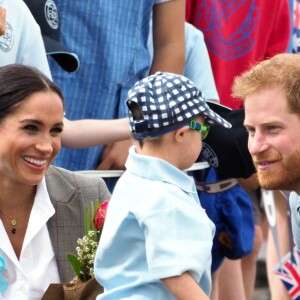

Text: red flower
xmin=94 ymin=200 xmax=109 ymax=231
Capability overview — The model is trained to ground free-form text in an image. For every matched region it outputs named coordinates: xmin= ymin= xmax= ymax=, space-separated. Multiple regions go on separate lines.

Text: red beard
xmin=253 ymin=149 xmax=300 ymax=191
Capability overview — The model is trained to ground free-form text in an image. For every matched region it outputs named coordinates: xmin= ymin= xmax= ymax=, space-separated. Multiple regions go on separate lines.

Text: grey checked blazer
xmin=45 ymin=166 xmax=111 ymax=283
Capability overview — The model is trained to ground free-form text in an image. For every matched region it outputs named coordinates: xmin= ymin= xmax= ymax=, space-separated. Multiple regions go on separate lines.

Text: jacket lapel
xmin=45 ymin=166 xmax=85 ymax=282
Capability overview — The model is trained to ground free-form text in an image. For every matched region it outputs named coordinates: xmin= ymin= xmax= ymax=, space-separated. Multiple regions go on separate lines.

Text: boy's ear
xmin=174 ymin=125 xmax=189 ymax=143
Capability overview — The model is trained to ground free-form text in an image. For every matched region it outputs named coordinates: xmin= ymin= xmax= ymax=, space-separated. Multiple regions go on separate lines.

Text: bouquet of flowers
xmin=67 ymin=199 xmax=109 ymax=282
xmin=42 ymin=200 xmax=109 ymax=300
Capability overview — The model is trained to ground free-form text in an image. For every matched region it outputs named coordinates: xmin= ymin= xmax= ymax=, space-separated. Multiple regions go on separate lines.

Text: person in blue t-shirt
xmin=47 ymin=0 xmax=185 ymax=173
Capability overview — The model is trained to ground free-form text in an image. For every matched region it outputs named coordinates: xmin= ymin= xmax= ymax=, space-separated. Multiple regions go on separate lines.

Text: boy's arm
xmin=161 ymin=271 xmax=210 ymax=300
xmin=150 ymin=0 xmax=186 ymax=75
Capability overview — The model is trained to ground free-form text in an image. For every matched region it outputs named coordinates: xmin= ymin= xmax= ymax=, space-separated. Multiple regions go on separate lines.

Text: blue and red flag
xmin=275 ymin=246 xmax=300 ymax=300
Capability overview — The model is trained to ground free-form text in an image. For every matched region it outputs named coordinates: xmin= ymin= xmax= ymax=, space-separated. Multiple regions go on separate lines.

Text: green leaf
xmin=93 ymin=200 xmax=100 ymax=215
xmin=84 ymin=205 xmax=90 ymax=235
xmin=84 ymin=200 xmax=101 ymax=234
xmin=66 ymin=253 xmax=83 ymax=281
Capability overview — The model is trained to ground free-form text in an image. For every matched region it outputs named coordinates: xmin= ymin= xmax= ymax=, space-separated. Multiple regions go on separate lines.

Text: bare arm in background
xmin=149 ymin=0 xmax=186 ymax=75
xmin=62 ymin=118 xmax=130 ymax=148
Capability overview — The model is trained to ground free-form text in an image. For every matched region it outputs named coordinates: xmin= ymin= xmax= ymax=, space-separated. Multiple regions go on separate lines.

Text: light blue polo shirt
xmin=94 ymin=146 xmax=215 ymax=299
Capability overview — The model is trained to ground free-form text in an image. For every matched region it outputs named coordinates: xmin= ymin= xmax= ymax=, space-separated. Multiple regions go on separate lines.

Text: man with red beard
xmin=232 ymin=53 xmax=300 ymax=250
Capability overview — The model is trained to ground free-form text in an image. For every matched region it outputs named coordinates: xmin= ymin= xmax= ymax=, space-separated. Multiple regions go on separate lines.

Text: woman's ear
xmin=174 ymin=125 xmax=189 ymax=143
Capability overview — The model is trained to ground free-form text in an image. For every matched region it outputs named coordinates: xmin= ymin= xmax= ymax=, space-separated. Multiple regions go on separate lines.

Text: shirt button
xmin=18 ymin=286 xmax=27 ymax=294
xmin=23 ymin=250 xmax=30 ymax=258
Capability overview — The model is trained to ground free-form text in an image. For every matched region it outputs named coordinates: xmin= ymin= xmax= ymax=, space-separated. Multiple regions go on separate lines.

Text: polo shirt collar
xmin=126 ymin=146 xmax=196 ymax=193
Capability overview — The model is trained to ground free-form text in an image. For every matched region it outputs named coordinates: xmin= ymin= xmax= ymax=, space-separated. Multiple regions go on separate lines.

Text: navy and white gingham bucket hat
xmin=126 ymin=72 xmax=231 ymax=140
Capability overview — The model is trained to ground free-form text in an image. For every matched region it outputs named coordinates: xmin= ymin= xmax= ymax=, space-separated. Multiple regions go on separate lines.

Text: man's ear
xmin=174 ymin=125 xmax=189 ymax=143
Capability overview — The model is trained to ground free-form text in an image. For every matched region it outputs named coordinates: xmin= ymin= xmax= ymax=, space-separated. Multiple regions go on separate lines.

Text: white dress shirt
xmin=0 ymin=178 xmax=60 ymax=300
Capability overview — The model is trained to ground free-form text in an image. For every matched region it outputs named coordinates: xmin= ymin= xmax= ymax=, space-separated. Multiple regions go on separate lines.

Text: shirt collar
xmin=34 ymin=177 xmax=55 ymax=219
xmin=126 ymin=146 xmax=197 ymax=193
xmin=22 ymin=178 xmax=55 ymax=250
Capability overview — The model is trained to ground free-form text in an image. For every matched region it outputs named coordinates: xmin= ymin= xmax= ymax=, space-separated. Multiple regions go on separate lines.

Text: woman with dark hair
xmin=0 ymin=64 xmax=110 ymax=299
xmin=0 ymin=0 xmax=130 ymax=150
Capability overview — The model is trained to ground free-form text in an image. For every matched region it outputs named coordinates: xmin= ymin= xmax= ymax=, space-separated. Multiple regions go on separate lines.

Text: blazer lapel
xmin=45 ymin=166 xmax=85 ymax=282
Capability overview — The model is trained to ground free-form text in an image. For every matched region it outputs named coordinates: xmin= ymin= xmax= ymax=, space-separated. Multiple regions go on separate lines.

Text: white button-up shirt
xmin=0 ymin=178 xmax=60 ymax=300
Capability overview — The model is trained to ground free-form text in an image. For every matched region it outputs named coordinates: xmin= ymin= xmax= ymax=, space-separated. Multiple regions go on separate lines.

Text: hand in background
xmin=0 ymin=7 xmax=6 ymax=36
xmin=97 ymin=139 xmax=132 ymax=170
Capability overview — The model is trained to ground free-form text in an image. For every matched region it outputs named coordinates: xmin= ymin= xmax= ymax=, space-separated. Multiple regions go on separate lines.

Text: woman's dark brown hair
xmin=0 ymin=64 xmax=64 ymax=123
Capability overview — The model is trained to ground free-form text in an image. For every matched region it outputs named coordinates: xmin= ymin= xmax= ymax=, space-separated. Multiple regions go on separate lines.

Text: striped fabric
xmin=49 ymin=0 xmax=158 ymax=170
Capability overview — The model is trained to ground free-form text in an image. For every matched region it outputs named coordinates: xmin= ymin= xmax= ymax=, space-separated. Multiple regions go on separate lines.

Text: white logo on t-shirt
xmin=44 ymin=0 xmax=59 ymax=30
xmin=0 ymin=22 xmax=14 ymax=53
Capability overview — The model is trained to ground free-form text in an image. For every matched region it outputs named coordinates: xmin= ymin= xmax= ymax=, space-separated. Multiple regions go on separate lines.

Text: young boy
xmin=94 ymin=72 xmax=232 ymax=299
